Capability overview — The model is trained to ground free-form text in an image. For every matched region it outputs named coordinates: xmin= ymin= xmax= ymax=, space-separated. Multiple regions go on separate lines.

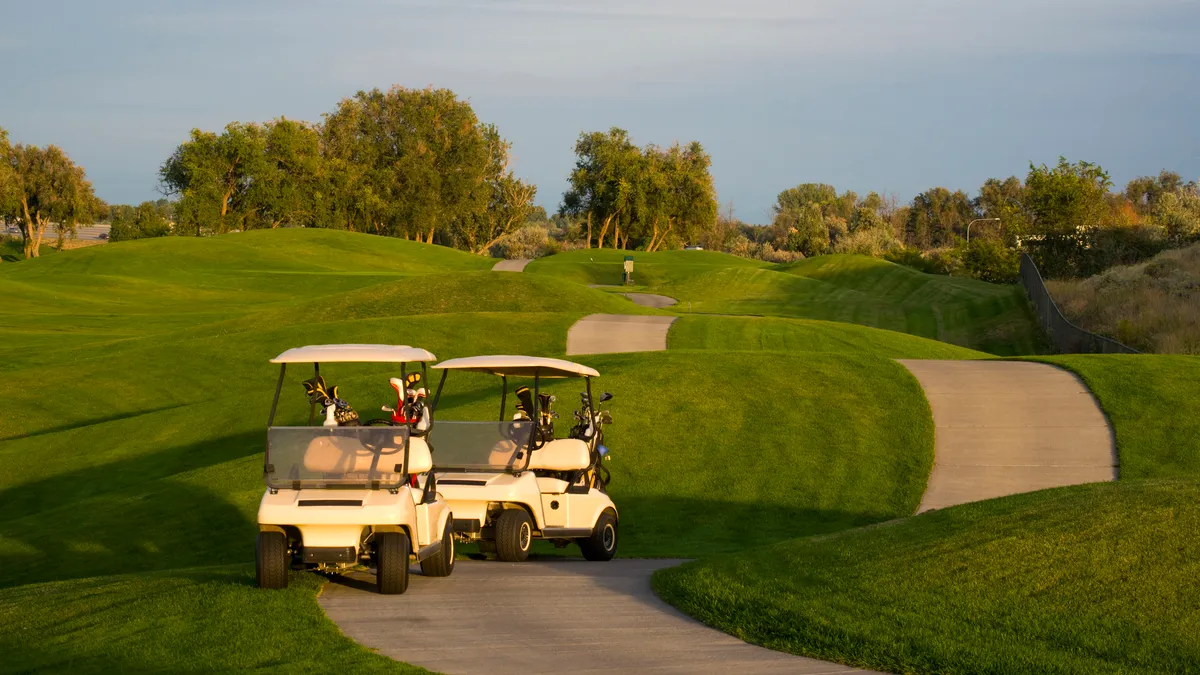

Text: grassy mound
xmin=654 ymin=479 xmax=1200 ymax=675
xmin=660 ymin=255 xmax=1040 ymax=354
xmin=525 ymin=247 xmax=766 ymax=287
xmin=669 ymin=315 xmax=987 ymax=360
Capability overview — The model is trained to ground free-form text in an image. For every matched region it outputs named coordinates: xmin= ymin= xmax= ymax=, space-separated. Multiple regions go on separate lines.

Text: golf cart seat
xmin=302 ymin=433 xmax=428 ymax=476
xmin=528 ymin=439 xmax=590 ymax=471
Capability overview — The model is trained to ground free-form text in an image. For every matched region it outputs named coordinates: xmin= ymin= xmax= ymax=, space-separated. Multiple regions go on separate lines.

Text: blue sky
xmin=2 ymin=0 xmax=1198 ymax=223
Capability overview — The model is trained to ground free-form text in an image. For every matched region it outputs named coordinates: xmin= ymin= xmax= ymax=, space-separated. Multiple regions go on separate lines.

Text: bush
xmin=956 ymin=238 xmax=1021 ymax=283
xmin=833 ymin=227 xmax=903 ymax=257
xmin=490 ymin=225 xmax=553 ymax=259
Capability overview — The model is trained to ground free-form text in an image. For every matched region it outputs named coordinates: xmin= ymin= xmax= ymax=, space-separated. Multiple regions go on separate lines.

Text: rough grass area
xmin=669 ymin=315 xmax=987 ymax=360
xmin=0 ymin=566 xmax=427 ymax=674
xmin=1030 ymin=354 xmax=1200 ymax=479
xmin=1046 ymin=242 xmax=1200 ymax=354
xmin=654 ymin=480 xmax=1200 ymax=675
xmin=1 ymin=230 xmax=938 ymax=672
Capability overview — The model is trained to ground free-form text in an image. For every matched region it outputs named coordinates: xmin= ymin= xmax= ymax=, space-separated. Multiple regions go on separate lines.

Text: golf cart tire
xmin=421 ymin=519 xmax=455 ymax=577
xmin=375 ymin=532 xmax=410 ymax=594
xmin=256 ymin=531 xmax=289 ymax=589
xmin=494 ymin=509 xmax=533 ymax=562
xmin=578 ymin=511 xmax=618 ymax=561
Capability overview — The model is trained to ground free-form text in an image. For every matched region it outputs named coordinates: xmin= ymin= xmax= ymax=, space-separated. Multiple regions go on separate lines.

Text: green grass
xmin=1 ymin=230 xmax=944 ymax=672
xmin=1030 ymin=354 xmax=1200 ymax=479
xmin=524 ymin=247 xmax=767 ymax=287
xmin=669 ymin=315 xmax=988 ymax=360
xmin=654 ymin=479 xmax=1200 ymax=675
xmin=0 ymin=567 xmax=428 ymax=674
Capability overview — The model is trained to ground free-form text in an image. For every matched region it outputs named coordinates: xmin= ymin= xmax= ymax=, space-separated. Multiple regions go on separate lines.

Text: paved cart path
xmin=566 ymin=313 xmax=678 ymax=355
xmin=898 ymin=360 xmax=1118 ymax=512
xmin=621 ymin=292 xmax=678 ymax=308
xmin=492 ymin=258 xmax=531 ymax=272
xmin=320 ymin=559 xmax=875 ymax=675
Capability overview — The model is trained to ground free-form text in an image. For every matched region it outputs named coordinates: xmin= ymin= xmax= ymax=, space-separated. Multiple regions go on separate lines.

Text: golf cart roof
xmin=432 ymin=355 xmax=598 ymax=378
xmin=269 ymin=344 xmax=437 ymax=364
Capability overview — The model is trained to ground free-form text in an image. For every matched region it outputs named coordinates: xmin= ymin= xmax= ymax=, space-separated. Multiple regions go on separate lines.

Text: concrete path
xmin=898 ymin=360 xmax=1118 ymax=513
xmin=492 ymin=258 xmax=531 ymax=272
xmin=566 ymin=314 xmax=678 ymax=355
xmin=320 ymin=560 xmax=874 ymax=675
xmin=621 ymin=292 xmax=678 ymax=308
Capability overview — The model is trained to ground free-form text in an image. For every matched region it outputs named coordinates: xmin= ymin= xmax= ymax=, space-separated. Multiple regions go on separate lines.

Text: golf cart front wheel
xmin=256 ymin=531 xmax=289 ymax=589
xmin=375 ymin=532 xmax=410 ymax=594
xmin=578 ymin=511 xmax=617 ymax=561
xmin=494 ymin=509 xmax=533 ymax=562
xmin=420 ymin=518 xmax=455 ymax=577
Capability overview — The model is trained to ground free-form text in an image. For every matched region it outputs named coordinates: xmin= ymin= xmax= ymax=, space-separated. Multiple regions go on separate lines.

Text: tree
xmin=0 ymin=128 xmax=19 ymax=252
xmin=905 ymin=187 xmax=975 ymax=249
xmin=1152 ymin=184 xmax=1200 ymax=242
xmin=8 ymin=143 xmax=98 ymax=258
xmin=561 ymin=128 xmax=642 ymax=248
xmin=110 ymin=201 xmax=172 ymax=242
xmin=320 ymin=86 xmax=494 ymax=243
xmin=449 ymin=125 xmax=537 ymax=254
xmin=159 ymin=123 xmax=268 ymax=235
xmin=1125 ymin=170 xmax=1184 ymax=216
xmin=975 ymin=176 xmax=1029 ymax=239
xmin=1024 ymin=157 xmax=1112 ymax=236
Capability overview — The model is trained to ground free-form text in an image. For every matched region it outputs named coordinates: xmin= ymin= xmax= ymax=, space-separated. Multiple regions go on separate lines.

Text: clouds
xmin=1 ymin=0 xmax=1197 ymax=218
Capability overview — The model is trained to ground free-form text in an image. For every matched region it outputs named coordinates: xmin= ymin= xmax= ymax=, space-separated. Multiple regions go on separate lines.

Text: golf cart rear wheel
xmin=256 ymin=531 xmax=289 ymax=589
xmin=494 ymin=509 xmax=533 ymax=562
xmin=578 ymin=511 xmax=618 ymax=561
xmin=375 ymin=532 xmax=410 ymax=594
xmin=420 ymin=518 xmax=455 ymax=577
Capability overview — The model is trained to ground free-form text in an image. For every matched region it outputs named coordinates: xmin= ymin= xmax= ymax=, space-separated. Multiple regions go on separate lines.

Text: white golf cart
xmin=256 ymin=344 xmax=455 ymax=594
xmin=427 ymin=355 xmax=618 ymax=562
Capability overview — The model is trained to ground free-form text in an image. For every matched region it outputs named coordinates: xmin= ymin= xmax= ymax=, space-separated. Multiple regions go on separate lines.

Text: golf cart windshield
xmin=265 ymin=426 xmax=410 ymax=489
xmin=428 ymin=420 xmax=535 ymax=472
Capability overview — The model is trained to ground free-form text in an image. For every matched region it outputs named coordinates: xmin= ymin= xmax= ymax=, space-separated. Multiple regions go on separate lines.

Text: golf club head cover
xmin=514 ymin=386 xmax=534 ymax=421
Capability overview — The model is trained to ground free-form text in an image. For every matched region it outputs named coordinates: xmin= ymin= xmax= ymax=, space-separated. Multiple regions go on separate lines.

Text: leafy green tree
xmin=1024 ymin=157 xmax=1112 ymax=235
xmin=1125 ymin=170 xmax=1185 ymax=215
xmin=1152 ymin=185 xmax=1200 ymax=242
xmin=7 ymin=142 xmax=98 ymax=258
xmin=449 ymin=125 xmax=537 ymax=254
xmin=905 ymin=187 xmax=975 ymax=249
xmin=0 ymin=128 xmax=19 ymax=251
xmin=159 ymin=123 xmax=268 ymax=235
xmin=561 ymin=128 xmax=641 ymax=248
xmin=975 ymin=176 xmax=1029 ymax=238
xmin=110 ymin=201 xmax=172 ymax=242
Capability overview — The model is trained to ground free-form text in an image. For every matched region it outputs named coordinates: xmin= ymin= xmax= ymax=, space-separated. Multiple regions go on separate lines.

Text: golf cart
xmin=256 ymin=344 xmax=455 ymax=594
xmin=428 ymin=355 xmax=618 ymax=562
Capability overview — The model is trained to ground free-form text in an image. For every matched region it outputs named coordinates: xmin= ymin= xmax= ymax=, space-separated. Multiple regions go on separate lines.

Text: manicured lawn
xmin=669 ymin=315 xmax=988 ymax=360
xmin=0 ymin=566 xmax=427 ymax=674
xmin=653 ymin=479 xmax=1200 ymax=675
xmin=1029 ymin=354 xmax=1200 ymax=479
xmin=659 ymin=255 xmax=1042 ymax=355
xmin=524 ymin=247 xmax=766 ymax=287
xmin=1 ymin=231 xmax=940 ymax=672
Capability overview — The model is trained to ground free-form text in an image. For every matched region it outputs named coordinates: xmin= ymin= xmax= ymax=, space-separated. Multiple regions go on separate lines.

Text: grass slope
xmin=2 ymin=230 xmax=940 ymax=672
xmin=669 ymin=315 xmax=987 ymax=360
xmin=654 ymin=480 xmax=1200 ymax=675
xmin=661 ymin=255 xmax=1041 ymax=354
xmin=524 ymin=247 xmax=766 ymax=287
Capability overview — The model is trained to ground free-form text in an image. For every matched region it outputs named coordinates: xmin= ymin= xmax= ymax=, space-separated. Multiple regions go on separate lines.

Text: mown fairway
xmin=528 ymin=249 xmax=1042 ymax=355
xmin=0 ymin=230 xmax=973 ymax=672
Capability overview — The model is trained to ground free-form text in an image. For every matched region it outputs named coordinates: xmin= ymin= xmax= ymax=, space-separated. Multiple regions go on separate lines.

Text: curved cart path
xmin=320 ymin=559 xmax=874 ymax=675
xmin=566 ymin=313 xmax=678 ymax=355
xmin=898 ymin=360 xmax=1118 ymax=513
xmin=492 ymin=258 xmax=531 ymax=272
xmin=621 ymin=292 xmax=678 ymax=308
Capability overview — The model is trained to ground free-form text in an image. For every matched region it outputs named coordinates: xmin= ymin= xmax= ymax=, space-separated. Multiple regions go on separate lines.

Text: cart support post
xmin=268 ymin=363 xmax=287 ymax=427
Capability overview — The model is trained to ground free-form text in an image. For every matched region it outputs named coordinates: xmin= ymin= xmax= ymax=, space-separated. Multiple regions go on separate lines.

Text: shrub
xmin=834 ymin=227 xmax=903 ymax=257
xmin=956 ymin=238 xmax=1021 ymax=283
xmin=490 ymin=225 xmax=552 ymax=259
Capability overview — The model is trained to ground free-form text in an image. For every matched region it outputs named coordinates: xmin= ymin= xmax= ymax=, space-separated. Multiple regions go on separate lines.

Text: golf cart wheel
xmin=578 ymin=511 xmax=618 ymax=561
xmin=494 ymin=509 xmax=533 ymax=562
xmin=375 ymin=532 xmax=410 ymax=594
xmin=256 ymin=531 xmax=289 ymax=589
xmin=420 ymin=518 xmax=455 ymax=577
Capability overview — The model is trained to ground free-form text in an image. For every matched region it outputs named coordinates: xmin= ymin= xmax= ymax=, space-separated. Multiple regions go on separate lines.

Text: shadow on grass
xmin=0 ymin=402 xmax=193 ymax=442
xmin=0 ymin=429 xmax=262 ymax=524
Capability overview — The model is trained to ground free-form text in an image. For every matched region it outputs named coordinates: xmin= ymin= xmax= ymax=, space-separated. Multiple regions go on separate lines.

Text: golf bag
xmin=302 ymin=375 xmax=360 ymax=426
